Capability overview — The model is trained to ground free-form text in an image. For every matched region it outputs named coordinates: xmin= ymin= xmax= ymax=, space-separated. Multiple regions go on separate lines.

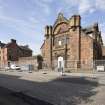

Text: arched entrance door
xmin=58 ymin=56 xmax=64 ymax=72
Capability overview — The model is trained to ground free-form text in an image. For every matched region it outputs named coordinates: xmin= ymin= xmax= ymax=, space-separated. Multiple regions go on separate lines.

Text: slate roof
xmin=82 ymin=23 xmax=99 ymax=34
xmin=19 ymin=45 xmax=32 ymax=51
xmin=0 ymin=40 xmax=32 ymax=52
xmin=0 ymin=41 xmax=6 ymax=48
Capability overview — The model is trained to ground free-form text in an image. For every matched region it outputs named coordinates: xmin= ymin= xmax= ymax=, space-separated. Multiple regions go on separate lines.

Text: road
xmin=0 ymin=70 xmax=105 ymax=105
xmin=0 ymin=86 xmax=29 ymax=105
xmin=0 ymin=86 xmax=53 ymax=105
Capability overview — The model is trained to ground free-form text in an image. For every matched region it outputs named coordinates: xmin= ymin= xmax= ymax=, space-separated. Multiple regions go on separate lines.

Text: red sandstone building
xmin=0 ymin=39 xmax=32 ymax=68
xmin=41 ymin=13 xmax=105 ymax=71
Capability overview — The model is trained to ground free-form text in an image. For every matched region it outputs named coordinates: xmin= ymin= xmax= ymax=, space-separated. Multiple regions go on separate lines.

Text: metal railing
xmin=42 ymin=60 xmax=94 ymax=72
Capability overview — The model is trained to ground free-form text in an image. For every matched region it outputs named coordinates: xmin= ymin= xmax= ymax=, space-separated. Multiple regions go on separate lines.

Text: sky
xmin=0 ymin=0 xmax=105 ymax=55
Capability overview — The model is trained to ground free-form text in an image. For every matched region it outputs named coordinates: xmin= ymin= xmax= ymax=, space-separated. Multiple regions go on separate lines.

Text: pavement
xmin=0 ymin=70 xmax=105 ymax=105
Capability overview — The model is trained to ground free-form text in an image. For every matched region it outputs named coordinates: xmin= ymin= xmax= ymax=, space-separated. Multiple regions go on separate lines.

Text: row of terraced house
xmin=0 ymin=39 xmax=33 ymax=68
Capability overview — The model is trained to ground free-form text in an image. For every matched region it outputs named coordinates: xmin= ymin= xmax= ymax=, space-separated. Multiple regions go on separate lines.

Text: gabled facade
xmin=41 ymin=13 xmax=104 ymax=71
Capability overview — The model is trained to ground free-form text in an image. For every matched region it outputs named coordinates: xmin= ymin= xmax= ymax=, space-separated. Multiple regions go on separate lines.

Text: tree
xmin=37 ymin=55 xmax=43 ymax=69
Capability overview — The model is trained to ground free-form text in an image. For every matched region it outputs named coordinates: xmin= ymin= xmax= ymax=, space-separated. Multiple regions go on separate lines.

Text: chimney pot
xmin=11 ymin=39 xmax=16 ymax=43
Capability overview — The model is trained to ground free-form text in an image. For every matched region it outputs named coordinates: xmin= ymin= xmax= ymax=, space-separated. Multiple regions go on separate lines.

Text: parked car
xmin=11 ymin=65 xmax=20 ymax=70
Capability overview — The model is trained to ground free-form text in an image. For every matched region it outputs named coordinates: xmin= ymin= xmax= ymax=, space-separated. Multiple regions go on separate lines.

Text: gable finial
xmin=58 ymin=12 xmax=64 ymax=19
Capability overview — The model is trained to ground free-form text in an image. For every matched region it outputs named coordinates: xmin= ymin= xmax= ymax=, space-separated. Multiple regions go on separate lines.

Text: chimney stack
xmin=69 ymin=15 xmax=81 ymax=27
xmin=11 ymin=39 xmax=16 ymax=43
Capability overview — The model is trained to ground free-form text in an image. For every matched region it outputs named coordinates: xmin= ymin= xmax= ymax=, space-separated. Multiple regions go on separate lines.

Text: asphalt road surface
xmin=0 ymin=86 xmax=53 ymax=105
xmin=0 ymin=71 xmax=105 ymax=105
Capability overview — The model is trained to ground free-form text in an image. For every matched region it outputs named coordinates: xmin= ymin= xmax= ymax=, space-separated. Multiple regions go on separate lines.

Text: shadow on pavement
xmin=0 ymin=73 xmax=99 ymax=105
xmin=55 ymin=76 xmax=98 ymax=86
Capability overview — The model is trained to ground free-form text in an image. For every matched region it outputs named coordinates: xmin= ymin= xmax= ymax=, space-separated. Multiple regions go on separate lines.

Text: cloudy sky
xmin=0 ymin=0 xmax=105 ymax=55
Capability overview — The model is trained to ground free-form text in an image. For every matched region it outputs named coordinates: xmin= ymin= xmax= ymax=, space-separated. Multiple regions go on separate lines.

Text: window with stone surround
xmin=54 ymin=35 xmax=69 ymax=47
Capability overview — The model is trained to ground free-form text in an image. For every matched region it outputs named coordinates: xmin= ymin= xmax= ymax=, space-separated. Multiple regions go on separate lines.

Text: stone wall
xmin=17 ymin=56 xmax=38 ymax=71
xmin=80 ymin=35 xmax=93 ymax=69
xmin=102 ymin=46 xmax=105 ymax=59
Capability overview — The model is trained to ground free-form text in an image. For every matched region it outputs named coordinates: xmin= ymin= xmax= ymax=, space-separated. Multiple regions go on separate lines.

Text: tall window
xmin=54 ymin=35 xmax=69 ymax=46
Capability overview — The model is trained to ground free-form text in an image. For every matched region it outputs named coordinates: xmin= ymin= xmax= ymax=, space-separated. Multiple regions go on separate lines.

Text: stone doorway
xmin=58 ymin=56 xmax=64 ymax=72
